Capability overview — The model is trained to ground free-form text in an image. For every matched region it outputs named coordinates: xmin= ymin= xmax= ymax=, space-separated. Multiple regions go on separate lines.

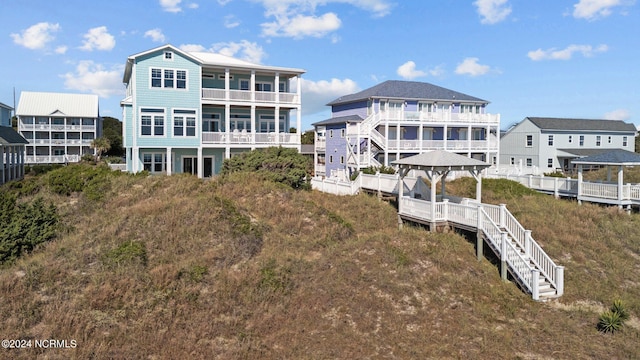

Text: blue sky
xmin=2 ymin=0 xmax=638 ymax=130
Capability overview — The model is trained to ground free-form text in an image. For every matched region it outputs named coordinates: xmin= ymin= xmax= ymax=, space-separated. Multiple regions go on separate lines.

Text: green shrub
xmin=259 ymin=259 xmax=292 ymax=293
xmin=45 ymin=163 xmax=120 ymax=199
xmin=0 ymin=192 xmax=58 ymax=263
xmin=221 ymin=147 xmax=311 ymax=190
xmin=610 ymin=299 xmax=630 ymax=322
xmin=597 ymin=310 xmax=624 ymax=333
xmin=361 ymin=165 xmax=396 ymax=175
xmin=180 ymin=265 xmax=208 ymax=283
xmin=103 ymin=240 xmax=147 ymax=268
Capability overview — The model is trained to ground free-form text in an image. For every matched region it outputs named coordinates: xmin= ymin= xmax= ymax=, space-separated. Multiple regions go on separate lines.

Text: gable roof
xmin=571 ymin=149 xmax=640 ymax=166
xmin=312 ymin=114 xmax=363 ymax=126
xmin=0 ymin=102 xmax=12 ymax=110
xmin=124 ymin=44 xmax=305 ymax=83
xmin=16 ymin=92 xmax=99 ymax=118
xmin=526 ymin=117 xmax=636 ymax=132
xmin=0 ymin=126 xmax=28 ymax=145
xmin=327 ymin=80 xmax=487 ymax=106
xmin=392 ymin=150 xmax=490 ymax=171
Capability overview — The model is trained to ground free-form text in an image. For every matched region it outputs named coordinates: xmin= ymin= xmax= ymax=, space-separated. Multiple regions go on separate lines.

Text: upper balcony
xmin=201 ymin=88 xmax=300 ymax=106
xmin=20 ymin=124 xmax=97 ymax=132
xmin=201 ymin=130 xmax=299 ymax=146
xmin=378 ymin=110 xmax=500 ymax=125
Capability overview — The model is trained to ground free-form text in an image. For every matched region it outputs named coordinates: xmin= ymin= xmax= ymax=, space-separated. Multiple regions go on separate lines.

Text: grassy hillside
xmin=1 ymin=165 xmax=640 ymax=359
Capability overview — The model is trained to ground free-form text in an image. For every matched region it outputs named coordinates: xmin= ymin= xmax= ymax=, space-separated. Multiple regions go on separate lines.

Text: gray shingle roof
xmin=571 ymin=149 xmax=640 ymax=165
xmin=327 ymin=80 xmax=487 ymax=106
xmin=527 ymin=117 xmax=637 ymax=132
xmin=312 ymin=114 xmax=363 ymax=126
xmin=0 ymin=126 xmax=28 ymax=145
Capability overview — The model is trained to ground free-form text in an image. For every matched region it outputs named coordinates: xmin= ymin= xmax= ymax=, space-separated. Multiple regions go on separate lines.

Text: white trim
xmin=149 ymin=67 xmax=189 ymax=90
xmin=139 ymin=107 xmax=167 ymax=138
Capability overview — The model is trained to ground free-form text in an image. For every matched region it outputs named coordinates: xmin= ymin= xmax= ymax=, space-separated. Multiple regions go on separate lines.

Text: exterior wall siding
xmin=324 ymin=124 xmax=348 ymax=177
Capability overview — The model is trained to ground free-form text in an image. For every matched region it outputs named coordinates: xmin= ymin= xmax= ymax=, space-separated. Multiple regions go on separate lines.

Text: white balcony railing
xmin=201 ymin=131 xmax=299 ymax=145
xmin=378 ymin=110 xmax=499 ymax=124
xmin=201 ymin=88 xmax=300 ymax=105
xmin=24 ymin=154 xmax=81 ymax=164
xmin=20 ymin=124 xmax=96 ymax=131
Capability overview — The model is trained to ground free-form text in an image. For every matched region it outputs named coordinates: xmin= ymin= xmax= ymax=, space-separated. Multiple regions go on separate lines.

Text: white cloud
xmin=474 ymin=0 xmax=512 ymax=24
xmin=224 ymin=15 xmax=241 ymax=28
xmin=455 ymin=57 xmax=491 ymax=76
xmin=80 ymin=26 xmax=116 ymax=51
xmin=299 ymin=78 xmax=360 ymax=115
xmin=179 ymin=44 xmax=207 ymax=52
xmin=397 ymin=61 xmax=426 ymax=80
xmin=429 ymin=65 xmax=445 ymax=77
xmin=262 ymin=12 xmax=341 ymax=39
xmin=255 ymin=0 xmax=392 ymax=39
xmin=218 ymin=0 xmax=233 ymax=5
xmin=55 ymin=46 xmax=68 ymax=54
xmin=213 ymin=40 xmax=266 ymax=63
xmin=573 ymin=0 xmax=628 ymax=20
xmin=603 ymin=109 xmax=631 ymax=121
xmin=62 ymin=61 xmax=124 ymax=98
xmin=527 ymin=44 xmax=608 ymax=61
xmin=160 ymin=0 xmax=182 ymax=12
xmin=187 ymin=2 xmax=199 ymax=9
xmin=144 ymin=28 xmax=166 ymax=43
xmin=10 ymin=22 xmax=60 ymax=50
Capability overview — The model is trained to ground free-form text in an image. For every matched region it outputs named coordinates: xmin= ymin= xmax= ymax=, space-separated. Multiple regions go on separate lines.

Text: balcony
xmin=201 ymin=131 xmax=299 ymax=145
xmin=24 ymin=154 xmax=81 ymax=164
xmin=379 ymin=110 xmax=499 ymax=124
xmin=383 ymin=139 xmax=499 ymax=152
xmin=201 ymin=88 xmax=300 ymax=105
xmin=20 ymin=124 xmax=97 ymax=131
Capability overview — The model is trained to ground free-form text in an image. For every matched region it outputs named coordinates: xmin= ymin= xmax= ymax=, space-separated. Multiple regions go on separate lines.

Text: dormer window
xmin=164 ymin=51 xmax=173 ymax=61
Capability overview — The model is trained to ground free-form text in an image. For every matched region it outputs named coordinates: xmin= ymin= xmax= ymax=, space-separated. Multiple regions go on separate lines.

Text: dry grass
xmin=1 ymin=170 xmax=640 ymax=359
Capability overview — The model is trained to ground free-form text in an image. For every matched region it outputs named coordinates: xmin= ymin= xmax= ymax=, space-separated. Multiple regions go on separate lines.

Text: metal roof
xmin=571 ymin=149 xmax=640 ymax=166
xmin=16 ymin=91 xmax=99 ymax=118
xmin=312 ymin=114 xmax=364 ymax=126
xmin=327 ymin=80 xmax=488 ymax=106
xmin=0 ymin=126 xmax=28 ymax=145
xmin=392 ymin=150 xmax=490 ymax=171
xmin=556 ymin=148 xmax=610 ymax=157
xmin=0 ymin=102 xmax=12 ymax=110
xmin=527 ymin=117 xmax=637 ymax=132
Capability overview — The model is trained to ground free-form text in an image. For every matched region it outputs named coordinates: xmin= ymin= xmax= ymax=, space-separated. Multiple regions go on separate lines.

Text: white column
xmin=618 ymin=165 xmax=624 ymax=202
xmin=251 ymin=105 xmax=256 ymax=145
xmin=197 ymin=147 xmax=203 ymax=178
xmin=274 ymin=72 xmax=280 ymax=104
xmin=133 ymin=147 xmax=140 ymax=173
xmin=224 ymin=68 xmax=230 ymax=100
xmin=0 ymin=145 xmax=4 ymax=184
xmin=250 ymin=70 xmax=256 ymax=102
xmin=166 ymin=147 xmax=172 ymax=175
xmin=275 ymin=107 xmax=280 ymax=143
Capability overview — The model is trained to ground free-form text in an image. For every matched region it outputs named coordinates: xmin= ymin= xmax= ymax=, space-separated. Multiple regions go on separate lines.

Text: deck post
xmin=476 ymin=206 xmax=483 ymax=261
xmin=531 ymin=269 xmax=540 ymax=301
xmin=524 ymin=230 xmax=532 ymax=259
xmin=500 ymin=232 xmax=508 ymax=281
xmin=555 ymin=266 xmax=564 ymax=297
xmin=553 ymin=177 xmax=559 ymax=199
xmin=499 ymin=204 xmax=507 ymax=229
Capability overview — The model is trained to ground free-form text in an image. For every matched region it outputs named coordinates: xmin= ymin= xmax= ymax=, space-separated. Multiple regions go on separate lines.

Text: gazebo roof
xmin=571 ymin=149 xmax=640 ymax=166
xmin=392 ymin=150 xmax=491 ymax=171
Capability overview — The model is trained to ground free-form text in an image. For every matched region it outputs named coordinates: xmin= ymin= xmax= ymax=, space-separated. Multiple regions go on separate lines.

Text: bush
xmin=0 ymin=192 xmax=58 ymax=263
xmin=361 ymin=165 xmax=396 ymax=175
xmin=597 ymin=299 xmax=630 ymax=333
xmin=45 ymin=163 xmax=121 ymax=200
xmin=103 ymin=240 xmax=148 ymax=268
xmin=221 ymin=147 xmax=311 ymax=190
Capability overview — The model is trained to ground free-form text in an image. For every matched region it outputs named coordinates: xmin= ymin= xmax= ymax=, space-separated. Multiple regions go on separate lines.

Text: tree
xmin=301 ymin=130 xmax=315 ymax=145
xmin=90 ymin=137 xmax=111 ymax=162
xmin=102 ymin=116 xmax=124 ymax=157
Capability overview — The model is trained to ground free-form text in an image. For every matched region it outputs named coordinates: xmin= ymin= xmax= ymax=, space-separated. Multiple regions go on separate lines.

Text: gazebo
xmin=392 ymin=150 xmax=491 ymax=230
xmin=572 ymin=149 xmax=640 ymax=209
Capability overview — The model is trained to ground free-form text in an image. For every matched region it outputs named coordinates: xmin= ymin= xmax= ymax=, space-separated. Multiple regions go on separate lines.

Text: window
xmin=579 ymin=135 xmax=584 ymax=146
xmin=173 ymin=109 xmax=197 ymax=137
xmin=548 ymin=135 xmax=554 ymax=146
xmin=240 ymin=79 xmax=250 ymax=91
xmin=623 ymin=136 xmax=628 ymax=146
xmin=568 ymin=135 xmax=573 ymax=143
xmin=231 ymin=114 xmax=252 ymax=131
xmin=259 ymin=115 xmax=285 ymax=132
xmin=526 ymin=134 xmax=533 ymax=147
xmin=143 ymin=153 xmax=166 ymax=173
xmin=255 ymin=82 xmax=272 ymax=92
xmin=279 ymin=82 xmax=286 ymax=92
xmin=151 ymin=68 xmax=187 ymax=89
xmin=596 ymin=135 xmax=601 ymax=146
xmin=164 ymin=51 xmax=173 ymax=60
xmin=526 ymin=158 xmax=532 ymax=167
xmin=340 ymin=156 xmax=344 ymax=164
xmin=140 ymin=108 xmax=165 ymax=136
xmin=548 ymin=158 xmax=553 ymax=168
xmin=329 ymin=130 xmax=333 ymax=138
xmin=176 ymin=70 xmax=186 ymax=89
xmin=340 ymin=129 xmax=345 ymax=138
xmin=608 ymin=136 xmax=612 ymax=144
xmin=202 ymin=113 xmax=221 ymax=132
xmin=510 ymin=157 xmax=515 ymax=165
xmin=329 ymin=155 xmax=333 ymax=163
xmin=218 ymin=74 xmax=234 ymax=80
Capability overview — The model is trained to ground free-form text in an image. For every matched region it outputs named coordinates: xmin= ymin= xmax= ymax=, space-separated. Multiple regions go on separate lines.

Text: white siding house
xmin=121 ymin=44 xmax=305 ymax=177
xmin=16 ymin=92 xmax=102 ymax=164
xmin=1 ymin=126 xmax=28 ymax=184
xmin=500 ymin=117 xmax=637 ymax=174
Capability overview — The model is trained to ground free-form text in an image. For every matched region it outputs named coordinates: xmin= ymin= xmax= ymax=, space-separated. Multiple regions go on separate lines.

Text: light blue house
xmin=121 ymin=44 xmax=305 ymax=177
xmin=313 ymin=80 xmax=500 ymax=179
xmin=1 ymin=126 xmax=28 ymax=185
xmin=0 ymin=102 xmax=12 ymax=127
